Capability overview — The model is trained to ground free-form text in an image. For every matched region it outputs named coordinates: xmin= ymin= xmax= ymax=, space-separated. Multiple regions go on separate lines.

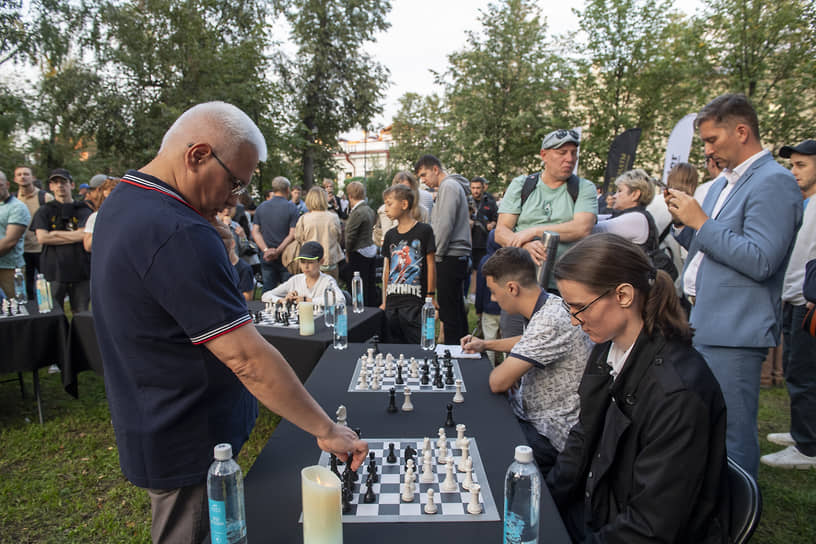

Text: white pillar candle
xmin=301 ymin=465 xmax=342 ymax=544
xmin=299 ymin=301 xmax=315 ymax=336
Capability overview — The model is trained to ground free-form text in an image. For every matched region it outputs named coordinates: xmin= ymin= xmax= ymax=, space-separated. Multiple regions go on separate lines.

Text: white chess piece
xmin=367 ymin=347 xmax=375 ymax=360
xmin=420 ymin=450 xmax=434 ymax=483
xmin=401 ymin=387 xmax=414 ymax=411
xmin=422 ymin=437 xmax=431 ymax=455
xmin=462 ymin=457 xmax=474 ymax=490
xmin=437 ymin=428 xmax=447 ymax=448
xmin=453 ymin=379 xmax=464 ymax=403
xmin=467 ymin=484 xmax=482 ymax=514
xmin=385 ymin=360 xmax=394 ymax=378
xmin=370 ymin=374 xmax=381 ymax=390
xmin=386 ymin=353 xmax=394 ymax=364
xmin=440 ymin=458 xmax=458 ymax=492
xmin=437 ymin=440 xmax=449 ymax=464
xmin=335 ymin=405 xmax=347 ymax=426
xmin=410 ymin=359 xmax=419 ymax=379
xmin=402 ymin=479 xmax=415 ymax=502
xmin=398 ymin=353 xmax=405 ymax=366
xmin=458 ymin=439 xmax=470 ymax=472
xmin=455 ymin=424 xmax=467 ymax=448
xmin=424 ymin=489 xmax=437 ymax=514
xmin=356 ymin=369 xmax=368 ymax=390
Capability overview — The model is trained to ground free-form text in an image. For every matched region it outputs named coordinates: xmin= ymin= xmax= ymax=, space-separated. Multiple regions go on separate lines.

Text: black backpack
xmin=520 ymin=172 xmax=581 ymax=207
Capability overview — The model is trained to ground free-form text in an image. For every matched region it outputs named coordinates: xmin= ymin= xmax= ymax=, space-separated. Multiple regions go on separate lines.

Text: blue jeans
xmin=695 ymin=344 xmax=766 ymax=478
xmin=260 ymin=259 xmax=290 ymax=292
xmin=782 ymin=303 xmax=816 ymax=456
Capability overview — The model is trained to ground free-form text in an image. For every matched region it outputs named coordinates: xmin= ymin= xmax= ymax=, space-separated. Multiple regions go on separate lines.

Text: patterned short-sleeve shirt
xmin=508 ymin=292 xmax=593 ymax=451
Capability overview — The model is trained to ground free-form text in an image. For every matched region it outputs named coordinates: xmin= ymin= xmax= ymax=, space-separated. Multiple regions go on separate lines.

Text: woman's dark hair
xmin=554 ymin=233 xmax=693 ymax=343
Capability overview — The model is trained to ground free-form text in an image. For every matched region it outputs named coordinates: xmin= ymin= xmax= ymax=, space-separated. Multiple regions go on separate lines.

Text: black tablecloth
xmin=249 ymin=302 xmax=384 ymax=383
xmin=244 ymin=343 xmax=570 ymax=543
xmin=0 ymin=300 xmax=68 ymax=374
xmin=63 ymin=303 xmax=384 ymax=395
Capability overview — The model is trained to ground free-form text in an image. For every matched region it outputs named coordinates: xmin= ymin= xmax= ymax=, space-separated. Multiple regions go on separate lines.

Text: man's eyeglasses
xmin=210 ymin=150 xmax=250 ymax=196
xmin=561 ymin=289 xmax=611 ymax=325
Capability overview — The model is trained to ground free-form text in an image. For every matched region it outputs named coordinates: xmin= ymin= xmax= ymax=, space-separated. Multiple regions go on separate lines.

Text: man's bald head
xmin=159 ymin=101 xmax=268 ymax=162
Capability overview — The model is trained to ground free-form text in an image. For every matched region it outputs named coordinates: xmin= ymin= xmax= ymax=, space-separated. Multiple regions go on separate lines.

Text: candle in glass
xmin=299 ymin=301 xmax=315 ymax=336
xmin=301 ymin=465 xmax=342 ymax=544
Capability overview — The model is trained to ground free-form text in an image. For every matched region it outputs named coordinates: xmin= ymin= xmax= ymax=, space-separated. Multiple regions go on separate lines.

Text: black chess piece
xmin=420 ymin=366 xmax=430 ymax=386
xmin=387 ymin=388 xmax=398 ymax=413
xmin=444 ymin=349 xmax=452 ymax=361
xmin=367 ymin=453 xmax=379 ymax=483
xmin=445 ymin=364 xmax=455 ymax=385
xmin=371 ymin=335 xmax=380 ymax=355
xmin=363 ymin=475 xmax=376 ymax=503
xmin=433 ymin=365 xmax=444 ymax=389
xmin=254 ymin=311 xmax=262 ymax=324
xmin=330 ymin=454 xmax=341 ymax=480
xmin=354 ymin=427 xmax=362 ymax=439
xmin=395 ymin=364 xmax=404 ymax=385
xmin=445 ymin=403 xmax=455 ymax=428
xmin=432 ymin=353 xmax=439 ymax=367
xmin=386 ymin=443 xmax=397 ymax=463
xmin=404 ymin=445 xmax=416 ymax=467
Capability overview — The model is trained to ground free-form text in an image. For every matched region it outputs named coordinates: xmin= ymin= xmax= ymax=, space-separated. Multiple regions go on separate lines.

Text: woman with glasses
xmin=548 ymin=233 xmax=730 ymax=543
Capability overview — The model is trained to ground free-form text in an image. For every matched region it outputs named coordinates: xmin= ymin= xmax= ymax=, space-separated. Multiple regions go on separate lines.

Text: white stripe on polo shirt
xmin=190 ymin=314 xmax=253 ymax=344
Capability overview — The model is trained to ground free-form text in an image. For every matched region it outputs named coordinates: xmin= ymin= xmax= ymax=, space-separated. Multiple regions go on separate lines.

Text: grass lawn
xmin=1 ymin=344 xmax=814 ymax=542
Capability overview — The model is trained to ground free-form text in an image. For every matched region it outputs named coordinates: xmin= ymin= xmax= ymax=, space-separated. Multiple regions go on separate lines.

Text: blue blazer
xmin=676 ymin=152 xmax=802 ymax=347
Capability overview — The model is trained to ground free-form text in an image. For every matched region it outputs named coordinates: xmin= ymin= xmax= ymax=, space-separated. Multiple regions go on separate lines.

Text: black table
xmin=63 ymin=304 xmax=384 ymax=395
xmin=0 ymin=300 xmax=69 ymax=423
xmin=249 ymin=302 xmax=384 ymax=383
xmin=245 ymin=343 xmax=570 ymax=543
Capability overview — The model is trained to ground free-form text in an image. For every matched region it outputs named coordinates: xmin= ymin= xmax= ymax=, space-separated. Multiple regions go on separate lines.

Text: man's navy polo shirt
xmin=253 ymin=196 xmax=298 ymax=247
xmin=91 ymin=170 xmax=257 ymax=490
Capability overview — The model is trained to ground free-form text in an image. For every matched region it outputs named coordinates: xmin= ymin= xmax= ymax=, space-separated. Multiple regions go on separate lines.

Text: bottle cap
xmin=214 ymin=443 xmax=233 ymax=461
xmin=425 ymin=296 xmax=432 ymax=303
xmin=514 ymin=445 xmax=533 ymax=463
xmin=353 ymin=271 xmax=360 ymax=277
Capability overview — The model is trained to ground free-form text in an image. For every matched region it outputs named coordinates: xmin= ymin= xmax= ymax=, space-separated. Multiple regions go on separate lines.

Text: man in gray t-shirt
xmin=460 ymin=247 xmax=591 ymax=475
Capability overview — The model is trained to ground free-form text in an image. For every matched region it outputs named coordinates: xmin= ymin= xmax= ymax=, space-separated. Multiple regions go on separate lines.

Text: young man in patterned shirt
xmin=460 ymin=247 xmax=592 ymax=475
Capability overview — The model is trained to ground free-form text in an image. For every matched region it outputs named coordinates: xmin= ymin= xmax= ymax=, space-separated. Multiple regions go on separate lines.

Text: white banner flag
xmin=573 ymin=126 xmax=583 ymax=175
xmin=661 ymin=113 xmax=697 ymax=186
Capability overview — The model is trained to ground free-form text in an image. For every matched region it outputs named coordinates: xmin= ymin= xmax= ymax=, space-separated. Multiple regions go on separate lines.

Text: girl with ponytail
xmin=547 ymin=233 xmax=730 ymax=543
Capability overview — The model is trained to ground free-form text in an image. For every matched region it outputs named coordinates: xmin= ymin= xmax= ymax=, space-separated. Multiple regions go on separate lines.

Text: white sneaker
xmin=760 ymin=445 xmax=816 ymax=469
xmin=767 ymin=432 xmax=795 ymax=446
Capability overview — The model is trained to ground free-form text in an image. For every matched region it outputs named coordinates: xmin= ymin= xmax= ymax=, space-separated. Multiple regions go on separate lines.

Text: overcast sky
xmin=356 ymin=0 xmax=703 ymax=135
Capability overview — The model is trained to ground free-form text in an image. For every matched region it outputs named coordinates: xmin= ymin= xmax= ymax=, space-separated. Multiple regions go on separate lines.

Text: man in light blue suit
xmin=665 ymin=94 xmax=802 ymax=478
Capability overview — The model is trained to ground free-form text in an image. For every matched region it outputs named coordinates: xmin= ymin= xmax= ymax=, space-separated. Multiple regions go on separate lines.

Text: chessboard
xmin=251 ymin=305 xmax=324 ymax=329
xmin=306 ymin=436 xmax=499 ymax=523
xmin=0 ymin=300 xmax=29 ymax=318
xmin=348 ymin=350 xmax=467 ymax=393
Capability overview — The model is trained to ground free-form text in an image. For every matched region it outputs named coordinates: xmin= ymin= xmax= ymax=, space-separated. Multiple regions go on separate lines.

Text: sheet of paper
xmin=434 ymin=344 xmax=482 ymax=359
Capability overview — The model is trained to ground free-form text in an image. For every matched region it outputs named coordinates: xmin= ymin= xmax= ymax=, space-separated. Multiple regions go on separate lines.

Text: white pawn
xmin=356 ymin=368 xmax=368 ymax=390
xmin=437 ymin=428 xmax=447 ymax=449
xmin=402 ymin=387 xmax=414 ymax=411
xmin=437 ymin=440 xmax=448 ymax=464
xmin=467 ymin=484 xmax=482 ymax=514
xmin=370 ymin=373 xmax=381 ymax=390
xmin=367 ymin=347 xmax=375 ymax=361
xmin=455 ymin=424 xmax=467 ymax=448
xmin=458 ymin=438 xmax=470 ymax=472
xmin=440 ymin=458 xmax=458 ymax=492
xmin=424 ymin=489 xmax=437 ymax=514
xmin=402 ymin=479 xmax=415 ymax=502
xmin=420 ymin=450 xmax=435 ymax=483
xmin=462 ymin=457 xmax=474 ymax=491
xmin=453 ymin=379 xmax=464 ymax=403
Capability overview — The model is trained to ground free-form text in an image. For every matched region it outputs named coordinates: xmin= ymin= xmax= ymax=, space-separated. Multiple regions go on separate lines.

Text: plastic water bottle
xmin=14 ymin=268 xmax=27 ymax=304
xmin=351 ymin=271 xmax=364 ymax=313
xmin=323 ymin=286 xmax=336 ymax=327
xmin=503 ymin=445 xmax=541 ymax=544
xmin=35 ymin=273 xmax=52 ymax=312
xmin=421 ymin=296 xmax=436 ymax=350
xmin=207 ymin=443 xmax=247 ymax=544
xmin=333 ymin=299 xmax=348 ymax=349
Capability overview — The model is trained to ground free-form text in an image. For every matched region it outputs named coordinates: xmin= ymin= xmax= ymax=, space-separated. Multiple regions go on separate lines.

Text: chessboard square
xmin=439 ymin=491 xmax=463 ymax=502
xmin=379 ymin=483 xmax=400 ymax=494
xmin=379 ymin=503 xmax=400 ymax=515
xmin=399 ymin=503 xmax=422 ymax=516
xmin=379 ymin=493 xmax=401 ymax=505
xmin=441 ymin=502 xmax=465 ymax=516
xmin=382 ymin=465 xmax=400 ymax=474
xmin=380 ymin=474 xmax=400 ymax=485
xmin=459 ymin=492 xmax=473 ymax=503
xmin=355 ymin=504 xmax=381 ymax=516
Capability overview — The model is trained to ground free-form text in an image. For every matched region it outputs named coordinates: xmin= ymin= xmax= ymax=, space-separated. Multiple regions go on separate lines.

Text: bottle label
xmin=336 ymin=314 xmax=347 ymax=336
xmin=503 ymin=509 xmax=533 ymax=544
xmin=424 ymin=317 xmax=435 ymax=341
xmin=208 ymin=499 xmax=228 ymax=544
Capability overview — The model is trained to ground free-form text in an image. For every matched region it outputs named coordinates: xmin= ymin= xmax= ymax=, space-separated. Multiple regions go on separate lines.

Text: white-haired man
xmin=91 ymin=102 xmax=367 ymax=543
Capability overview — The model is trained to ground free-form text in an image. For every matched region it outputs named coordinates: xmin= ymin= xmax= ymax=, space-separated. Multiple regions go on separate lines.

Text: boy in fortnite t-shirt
xmin=380 ymin=185 xmax=436 ymax=343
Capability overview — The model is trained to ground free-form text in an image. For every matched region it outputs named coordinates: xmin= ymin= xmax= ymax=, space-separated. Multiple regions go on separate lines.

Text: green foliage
xmin=281 ymin=0 xmax=391 ymax=188
xmin=437 ymin=0 xmax=570 ymax=185
xmin=389 ymin=92 xmax=445 ymax=172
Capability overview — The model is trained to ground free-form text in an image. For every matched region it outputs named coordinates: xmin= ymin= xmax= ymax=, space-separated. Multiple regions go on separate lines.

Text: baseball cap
xmin=79 ymin=183 xmax=90 ymax=190
xmin=779 ymin=140 xmax=816 ymax=158
xmin=541 ymin=129 xmax=580 ymax=150
xmin=296 ymin=241 xmax=324 ymax=261
xmin=47 ymin=168 xmax=73 ymax=182
xmin=89 ymin=174 xmax=109 ymax=188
